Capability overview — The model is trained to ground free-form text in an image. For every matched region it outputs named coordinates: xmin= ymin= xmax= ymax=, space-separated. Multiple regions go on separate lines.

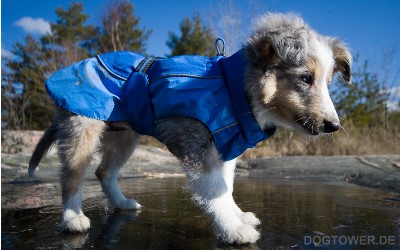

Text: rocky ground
xmin=2 ymin=130 xmax=400 ymax=209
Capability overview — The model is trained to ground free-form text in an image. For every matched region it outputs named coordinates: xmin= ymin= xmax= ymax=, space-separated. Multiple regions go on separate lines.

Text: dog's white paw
xmin=240 ymin=212 xmax=261 ymax=226
xmin=219 ymin=224 xmax=260 ymax=244
xmin=115 ymin=199 xmax=142 ymax=210
xmin=61 ymin=211 xmax=90 ymax=232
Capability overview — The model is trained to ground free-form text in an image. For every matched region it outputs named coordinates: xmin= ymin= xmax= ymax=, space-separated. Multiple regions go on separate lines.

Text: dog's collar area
xmin=263 ymin=125 xmax=277 ymax=136
xmin=220 ymin=49 xmax=276 ymax=146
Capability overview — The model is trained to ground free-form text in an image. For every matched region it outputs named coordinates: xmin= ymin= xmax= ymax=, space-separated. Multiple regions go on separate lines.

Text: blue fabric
xmin=45 ymin=51 xmax=145 ymax=121
xmin=45 ymin=50 xmax=276 ymax=161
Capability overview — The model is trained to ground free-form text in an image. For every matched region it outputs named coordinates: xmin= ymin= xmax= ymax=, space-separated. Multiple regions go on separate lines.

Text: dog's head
xmin=245 ymin=13 xmax=351 ymax=135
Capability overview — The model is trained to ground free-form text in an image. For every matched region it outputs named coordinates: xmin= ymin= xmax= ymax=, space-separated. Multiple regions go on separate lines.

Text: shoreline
xmin=1 ymin=130 xmax=399 ymax=209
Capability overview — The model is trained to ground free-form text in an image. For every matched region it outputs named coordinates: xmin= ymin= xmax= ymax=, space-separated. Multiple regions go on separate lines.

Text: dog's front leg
xmin=222 ymin=159 xmax=261 ymax=227
xmin=156 ymin=117 xmax=260 ymax=244
xmin=182 ymin=156 xmax=260 ymax=244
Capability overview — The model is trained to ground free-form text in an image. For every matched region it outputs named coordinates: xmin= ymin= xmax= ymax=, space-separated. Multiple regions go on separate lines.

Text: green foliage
xmin=41 ymin=1 xmax=99 ymax=67
xmin=331 ymin=61 xmax=388 ymax=128
xmin=2 ymin=36 xmax=54 ymax=129
xmin=96 ymin=0 xmax=152 ymax=53
xmin=166 ymin=13 xmax=216 ymax=57
xmin=50 ymin=1 xmax=97 ymax=45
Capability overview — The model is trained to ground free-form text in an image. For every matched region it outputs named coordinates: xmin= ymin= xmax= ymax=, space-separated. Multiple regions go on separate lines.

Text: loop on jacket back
xmin=215 ymin=38 xmax=226 ymax=56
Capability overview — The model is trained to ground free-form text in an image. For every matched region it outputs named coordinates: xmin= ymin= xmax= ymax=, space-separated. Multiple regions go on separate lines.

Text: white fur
xmin=321 ymin=81 xmax=339 ymax=121
xmin=312 ymin=38 xmax=339 ymax=122
xmin=222 ymin=159 xmax=237 ymax=193
xmin=222 ymin=159 xmax=261 ymax=226
xmin=188 ymin=158 xmax=260 ymax=244
xmin=61 ymin=189 xmax=90 ymax=232
xmin=208 ymin=193 xmax=260 ymax=244
xmin=100 ymin=167 xmax=142 ymax=210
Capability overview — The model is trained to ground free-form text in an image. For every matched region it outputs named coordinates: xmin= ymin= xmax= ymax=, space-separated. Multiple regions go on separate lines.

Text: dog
xmin=29 ymin=13 xmax=351 ymax=244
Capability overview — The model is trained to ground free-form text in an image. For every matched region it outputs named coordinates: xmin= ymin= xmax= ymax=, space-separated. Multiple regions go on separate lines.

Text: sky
xmin=1 ymin=0 xmax=400 ymax=107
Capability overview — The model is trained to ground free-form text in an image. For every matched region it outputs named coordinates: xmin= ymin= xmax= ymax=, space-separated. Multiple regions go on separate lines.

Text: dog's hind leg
xmin=56 ymin=113 xmax=105 ymax=232
xmin=95 ymin=129 xmax=141 ymax=210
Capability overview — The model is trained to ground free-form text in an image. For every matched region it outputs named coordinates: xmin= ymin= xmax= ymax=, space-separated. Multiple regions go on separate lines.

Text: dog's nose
xmin=322 ymin=119 xmax=340 ymax=133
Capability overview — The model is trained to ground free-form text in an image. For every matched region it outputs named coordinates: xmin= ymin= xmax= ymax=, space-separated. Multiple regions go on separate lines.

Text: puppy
xmin=29 ymin=13 xmax=351 ymax=244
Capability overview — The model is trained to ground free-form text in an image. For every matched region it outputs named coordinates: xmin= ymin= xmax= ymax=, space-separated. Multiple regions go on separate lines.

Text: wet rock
xmin=248 ymin=155 xmax=400 ymax=192
xmin=236 ymin=159 xmax=250 ymax=169
xmin=1 ymin=130 xmax=44 ymax=154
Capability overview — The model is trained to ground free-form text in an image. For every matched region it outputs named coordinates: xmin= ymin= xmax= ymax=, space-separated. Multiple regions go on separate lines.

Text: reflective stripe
xmin=212 ymin=121 xmax=239 ymax=134
xmin=96 ymin=55 xmax=128 ymax=81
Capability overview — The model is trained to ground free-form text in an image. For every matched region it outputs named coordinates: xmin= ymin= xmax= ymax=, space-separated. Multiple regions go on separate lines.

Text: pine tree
xmin=42 ymin=1 xmax=98 ymax=66
xmin=51 ymin=2 xmax=96 ymax=44
xmin=166 ymin=13 xmax=216 ymax=57
xmin=96 ymin=0 xmax=151 ymax=53
xmin=2 ymin=36 xmax=54 ymax=129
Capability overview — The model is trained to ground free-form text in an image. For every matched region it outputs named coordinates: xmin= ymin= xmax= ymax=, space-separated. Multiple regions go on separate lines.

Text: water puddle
xmin=2 ymin=177 xmax=400 ymax=249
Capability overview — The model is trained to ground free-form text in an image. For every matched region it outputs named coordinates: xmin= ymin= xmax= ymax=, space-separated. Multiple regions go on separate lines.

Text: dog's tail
xmin=28 ymin=125 xmax=57 ymax=177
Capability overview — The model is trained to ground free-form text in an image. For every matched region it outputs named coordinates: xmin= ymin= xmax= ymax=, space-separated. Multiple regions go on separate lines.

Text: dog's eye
xmin=300 ymin=74 xmax=313 ymax=84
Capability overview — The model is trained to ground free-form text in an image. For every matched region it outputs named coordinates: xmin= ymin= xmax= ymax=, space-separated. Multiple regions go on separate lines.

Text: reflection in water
xmin=2 ymin=177 xmax=400 ymax=249
xmin=62 ymin=233 xmax=88 ymax=249
xmin=93 ymin=211 xmax=139 ymax=249
xmin=61 ymin=211 xmax=140 ymax=249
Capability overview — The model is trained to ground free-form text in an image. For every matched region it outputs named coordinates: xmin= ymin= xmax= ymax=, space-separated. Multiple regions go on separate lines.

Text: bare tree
xmin=206 ymin=0 xmax=244 ymax=56
xmin=206 ymin=0 xmax=268 ymax=56
xmin=374 ymin=44 xmax=400 ymax=130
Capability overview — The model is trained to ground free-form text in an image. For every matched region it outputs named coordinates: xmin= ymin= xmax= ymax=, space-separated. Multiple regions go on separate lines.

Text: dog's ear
xmin=330 ymin=39 xmax=352 ymax=83
xmin=247 ymin=35 xmax=307 ymax=67
xmin=246 ymin=37 xmax=279 ymax=65
xmin=246 ymin=13 xmax=309 ymax=66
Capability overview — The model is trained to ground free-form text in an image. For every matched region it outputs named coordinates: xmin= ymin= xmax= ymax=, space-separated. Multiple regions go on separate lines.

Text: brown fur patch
xmin=330 ymin=39 xmax=352 ymax=82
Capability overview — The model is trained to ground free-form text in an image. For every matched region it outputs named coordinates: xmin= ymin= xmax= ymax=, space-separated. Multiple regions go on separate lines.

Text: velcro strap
xmin=136 ymin=57 xmax=158 ymax=73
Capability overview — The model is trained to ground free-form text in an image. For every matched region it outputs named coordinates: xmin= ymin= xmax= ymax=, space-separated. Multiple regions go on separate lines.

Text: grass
xmin=241 ymin=124 xmax=400 ymax=159
xmin=139 ymin=124 xmax=400 ymax=159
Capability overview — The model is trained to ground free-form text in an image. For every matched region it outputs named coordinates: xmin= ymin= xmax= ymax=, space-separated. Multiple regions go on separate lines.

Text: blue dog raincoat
xmin=45 ymin=47 xmax=276 ymax=161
